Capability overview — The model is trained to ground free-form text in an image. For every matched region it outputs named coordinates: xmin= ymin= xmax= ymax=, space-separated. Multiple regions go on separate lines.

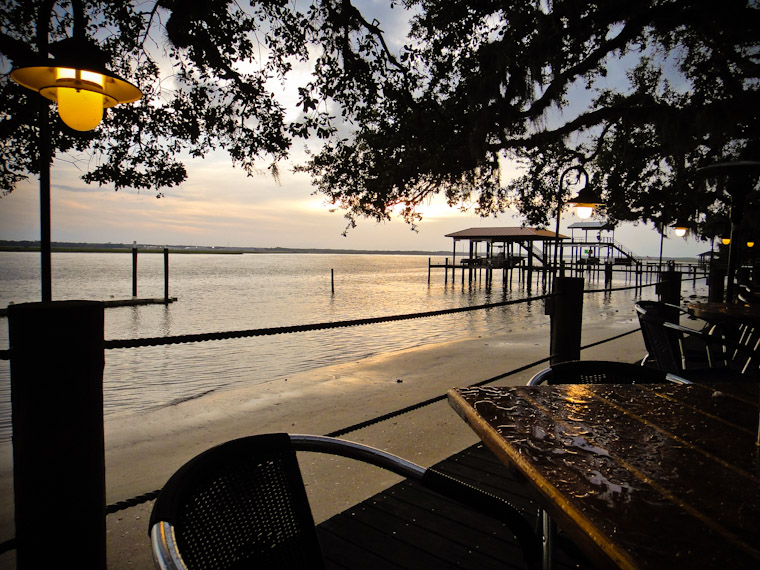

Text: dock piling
xmin=548 ymin=277 xmax=584 ymax=365
xmin=164 ymin=246 xmax=170 ymax=301
xmin=9 ymin=301 xmax=106 ymax=569
xmin=132 ymin=241 xmax=138 ymax=297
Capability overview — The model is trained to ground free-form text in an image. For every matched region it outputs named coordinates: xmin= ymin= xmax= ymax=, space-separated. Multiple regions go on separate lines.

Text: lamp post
xmin=10 ymin=0 xmax=141 ymax=302
xmin=698 ymin=161 xmax=760 ymax=302
xmin=8 ymin=3 xmax=142 ymax=568
xmin=553 ymin=165 xmax=602 ymax=282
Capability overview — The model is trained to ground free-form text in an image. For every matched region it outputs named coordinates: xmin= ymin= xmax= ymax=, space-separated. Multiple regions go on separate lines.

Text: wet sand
xmin=0 ymin=315 xmax=646 ymax=569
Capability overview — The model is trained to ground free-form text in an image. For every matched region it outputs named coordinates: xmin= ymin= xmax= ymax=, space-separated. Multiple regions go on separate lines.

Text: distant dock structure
xmin=428 ymin=225 xmax=673 ymax=288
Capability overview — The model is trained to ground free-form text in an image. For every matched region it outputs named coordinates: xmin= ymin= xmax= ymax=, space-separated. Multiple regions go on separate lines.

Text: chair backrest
xmin=528 ymin=359 xmax=691 ymax=386
xmin=150 ymin=433 xmax=542 ymax=570
xmin=634 ymin=301 xmax=684 ymax=373
xmin=149 ymin=433 xmax=326 ymax=570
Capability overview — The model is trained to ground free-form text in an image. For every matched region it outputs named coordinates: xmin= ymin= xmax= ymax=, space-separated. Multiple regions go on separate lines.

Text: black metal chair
xmin=634 ymin=300 xmax=754 ymax=382
xmin=528 ymin=359 xmax=692 ymax=386
xmin=149 ymin=433 xmax=542 ymax=570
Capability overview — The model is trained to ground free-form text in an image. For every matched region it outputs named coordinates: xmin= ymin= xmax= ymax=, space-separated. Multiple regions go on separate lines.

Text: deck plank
xmin=317 ymin=443 xmax=597 ymax=570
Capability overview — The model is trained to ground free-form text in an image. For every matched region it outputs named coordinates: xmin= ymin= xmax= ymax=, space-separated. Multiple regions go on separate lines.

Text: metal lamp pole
xmin=553 ymin=166 xmax=589 ymax=284
xmin=8 ymin=2 xmax=143 ymax=567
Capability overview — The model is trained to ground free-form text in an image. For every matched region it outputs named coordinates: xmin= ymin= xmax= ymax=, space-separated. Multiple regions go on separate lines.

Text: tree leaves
xmin=2 ymin=0 xmax=758 ymax=242
xmin=300 ymin=0 xmax=760 ymax=239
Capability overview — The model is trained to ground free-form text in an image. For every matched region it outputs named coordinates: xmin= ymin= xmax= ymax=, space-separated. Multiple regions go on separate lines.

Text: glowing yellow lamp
xmin=674 ymin=226 xmax=688 ymax=238
xmin=11 ymin=64 xmax=141 ymax=131
xmin=722 ymin=237 xmax=731 ymax=246
xmin=747 ymin=241 xmax=755 ymax=248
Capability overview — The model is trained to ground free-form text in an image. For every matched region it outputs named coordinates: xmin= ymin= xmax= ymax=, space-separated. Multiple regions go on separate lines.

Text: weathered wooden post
xmin=657 ymin=270 xmax=682 ymax=305
xmin=9 ymin=301 xmax=106 ymax=569
xmin=709 ymin=264 xmax=725 ymax=302
xmin=164 ymin=246 xmax=170 ymax=302
xmin=547 ymin=277 xmax=584 ymax=365
xmin=331 ymin=268 xmax=335 ymax=294
xmin=131 ymin=240 xmax=138 ymax=297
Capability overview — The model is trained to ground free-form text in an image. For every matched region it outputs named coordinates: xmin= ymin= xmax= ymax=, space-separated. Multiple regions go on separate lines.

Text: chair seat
xmin=528 ymin=360 xmax=691 ymax=386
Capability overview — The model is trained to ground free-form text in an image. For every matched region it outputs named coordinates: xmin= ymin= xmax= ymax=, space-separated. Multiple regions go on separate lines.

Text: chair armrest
xmin=150 ymin=521 xmax=187 ymax=570
xmin=663 ymin=322 xmax=755 ymax=356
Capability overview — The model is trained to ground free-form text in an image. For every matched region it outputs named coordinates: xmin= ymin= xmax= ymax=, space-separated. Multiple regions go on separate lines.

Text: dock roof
xmin=445 ymin=227 xmax=567 ymax=241
xmin=567 ymin=221 xmax=614 ymax=230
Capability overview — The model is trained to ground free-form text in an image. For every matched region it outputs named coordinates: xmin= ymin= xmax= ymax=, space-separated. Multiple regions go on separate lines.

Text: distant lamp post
xmin=698 ymin=160 xmax=760 ymax=302
xmin=553 ymin=166 xmax=603 ymax=280
xmin=10 ymin=0 xmax=141 ymax=302
xmin=566 ymin=181 xmax=603 ymax=221
xmin=673 ymin=220 xmax=689 ymax=238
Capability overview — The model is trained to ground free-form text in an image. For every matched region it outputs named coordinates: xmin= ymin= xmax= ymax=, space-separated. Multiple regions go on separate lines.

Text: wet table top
xmin=448 ymin=382 xmax=760 ymax=570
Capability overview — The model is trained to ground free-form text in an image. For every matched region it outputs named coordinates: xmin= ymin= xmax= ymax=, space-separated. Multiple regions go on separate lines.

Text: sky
xmin=0 ymin=2 xmax=712 ymax=259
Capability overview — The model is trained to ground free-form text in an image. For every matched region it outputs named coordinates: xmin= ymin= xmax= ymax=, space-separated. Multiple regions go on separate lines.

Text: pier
xmin=428 ymin=225 xmax=708 ymax=287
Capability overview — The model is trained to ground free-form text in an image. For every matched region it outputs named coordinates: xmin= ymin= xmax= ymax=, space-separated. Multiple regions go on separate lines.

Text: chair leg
xmin=541 ymin=509 xmax=554 ymax=570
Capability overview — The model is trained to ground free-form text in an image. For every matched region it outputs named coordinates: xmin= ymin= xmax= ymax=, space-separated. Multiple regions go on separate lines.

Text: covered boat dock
xmin=435 ymin=227 xmax=567 ymax=285
xmin=429 ymin=225 xmax=665 ymax=288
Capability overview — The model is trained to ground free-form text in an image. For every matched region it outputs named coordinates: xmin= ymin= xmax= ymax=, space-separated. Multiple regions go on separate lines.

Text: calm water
xmin=0 ymin=251 xmax=701 ymax=444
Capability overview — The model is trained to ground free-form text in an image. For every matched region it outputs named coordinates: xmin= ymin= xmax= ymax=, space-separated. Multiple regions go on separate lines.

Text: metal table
xmin=448 ymin=382 xmax=760 ymax=570
xmin=687 ymin=302 xmax=760 ymax=328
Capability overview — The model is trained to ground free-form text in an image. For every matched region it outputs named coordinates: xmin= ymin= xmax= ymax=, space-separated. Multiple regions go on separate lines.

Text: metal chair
xmin=528 ymin=359 xmax=692 ymax=386
xmin=149 ymin=433 xmax=542 ymax=570
xmin=634 ymin=301 xmax=754 ymax=382
xmin=634 ymin=300 xmax=724 ymax=370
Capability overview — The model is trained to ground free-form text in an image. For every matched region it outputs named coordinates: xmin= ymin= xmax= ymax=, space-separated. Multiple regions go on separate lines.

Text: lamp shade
xmin=567 ymin=182 xmax=603 ymax=219
xmin=673 ymin=219 xmax=689 ymax=238
xmin=10 ymin=37 xmax=141 ymax=131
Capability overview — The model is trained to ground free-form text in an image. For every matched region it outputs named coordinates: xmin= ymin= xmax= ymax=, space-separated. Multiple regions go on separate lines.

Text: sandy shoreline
xmin=0 ymin=313 xmax=646 ymax=569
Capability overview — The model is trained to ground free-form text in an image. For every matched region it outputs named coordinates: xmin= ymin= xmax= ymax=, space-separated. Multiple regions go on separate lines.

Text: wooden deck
xmin=317 ymin=443 xmax=597 ymax=570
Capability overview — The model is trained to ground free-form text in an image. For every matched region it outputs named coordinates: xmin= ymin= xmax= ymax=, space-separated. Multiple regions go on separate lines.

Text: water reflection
xmin=0 ymin=252 xmax=710 ymax=445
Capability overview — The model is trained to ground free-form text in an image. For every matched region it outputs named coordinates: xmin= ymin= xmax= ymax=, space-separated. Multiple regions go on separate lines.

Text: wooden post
xmin=131 ymin=241 xmax=138 ymax=297
xmin=657 ymin=270 xmax=683 ymax=323
xmin=604 ymin=262 xmax=613 ymax=289
xmin=709 ymin=265 xmax=725 ymax=303
xmin=9 ymin=301 xmax=106 ymax=569
xmin=163 ymin=246 xmax=170 ymax=301
xmin=657 ymin=270 xmax=682 ymax=305
xmin=444 ymin=257 xmax=448 ymax=285
xmin=331 ymin=268 xmax=335 ymax=294
xmin=548 ymin=277 xmax=584 ymax=365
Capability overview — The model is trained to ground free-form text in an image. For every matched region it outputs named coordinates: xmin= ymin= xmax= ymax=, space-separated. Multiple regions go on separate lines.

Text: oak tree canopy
xmin=2 ymin=1 xmax=759 ymax=240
